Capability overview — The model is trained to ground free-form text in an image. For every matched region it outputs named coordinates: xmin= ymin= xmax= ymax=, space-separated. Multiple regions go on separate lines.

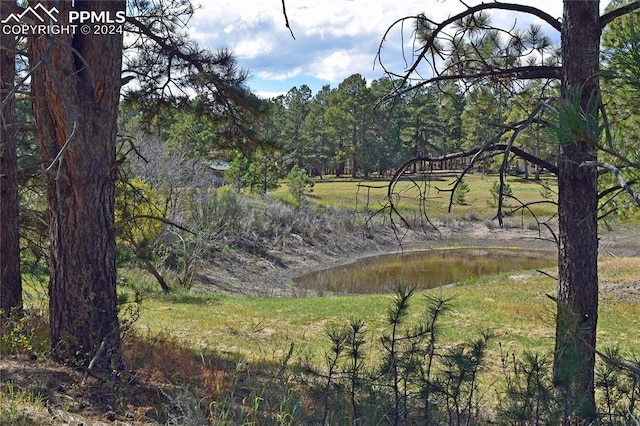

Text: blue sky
xmin=188 ymin=1 xmax=607 ymax=99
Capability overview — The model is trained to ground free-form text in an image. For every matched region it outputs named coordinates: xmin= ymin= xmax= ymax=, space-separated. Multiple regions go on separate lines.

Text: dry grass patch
xmin=600 ymin=256 xmax=640 ymax=282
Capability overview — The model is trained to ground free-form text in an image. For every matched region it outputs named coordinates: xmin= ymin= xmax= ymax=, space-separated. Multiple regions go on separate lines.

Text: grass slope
xmin=135 ymin=257 xmax=640 ymax=365
xmin=3 ymin=175 xmax=640 ymax=423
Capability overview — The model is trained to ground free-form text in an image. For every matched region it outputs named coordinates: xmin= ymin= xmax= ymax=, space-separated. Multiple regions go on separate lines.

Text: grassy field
xmin=135 ymin=257 xmax=640 ymax=366
xmin=132 ymin=176 xmax=632 ymax=388
xmin=275 ymin=173 xmax=558 ymax=220
xmin=127 ymin=175 xmax=639 ymax=421
xmin=126 ymin=255 xmax=640 ymax=423
xmin=4 ymin=174 xmax=639 ymax=424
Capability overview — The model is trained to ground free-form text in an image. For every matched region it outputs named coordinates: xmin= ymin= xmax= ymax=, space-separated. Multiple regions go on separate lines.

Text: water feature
xmin=293 ymin=247 xmax=556 ymax=295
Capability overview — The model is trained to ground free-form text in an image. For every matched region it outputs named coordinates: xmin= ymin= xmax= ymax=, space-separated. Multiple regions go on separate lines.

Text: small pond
xmin=293 ymin=247 xmax=556 ymax=295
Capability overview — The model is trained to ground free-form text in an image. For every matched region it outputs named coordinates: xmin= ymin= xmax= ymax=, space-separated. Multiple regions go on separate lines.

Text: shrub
xmin=305 ymin=285 xmax=491 ymax=425
xmin=454 ymin=178 xmax=470 ymax=205
xmin=286 ymin=166 xmax=315 ymax=205
xmin=497 ymin=349 xmax=560 ymax=424
xmin=489 ymin=180 xmax=513 ymax=207
xmin=0 ymin=308 xmax=49 ymax=357
xmin=224 ymin=153 xmax=250 ymax=191
xmin=115 ymin=175 xmax=164 ymax=248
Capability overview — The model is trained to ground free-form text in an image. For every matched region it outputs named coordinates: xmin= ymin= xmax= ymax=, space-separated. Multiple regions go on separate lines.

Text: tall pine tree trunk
xmin=29 ymin=0 xmax=125 ymax=371
xmin=0 ymin=21 xmax=22 ymax=318
xmin=554 ymin=0 xmax=601 ymax=420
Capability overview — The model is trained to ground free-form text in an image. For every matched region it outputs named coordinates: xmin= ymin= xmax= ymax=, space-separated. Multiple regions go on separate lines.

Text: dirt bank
xmin=192 ymin=220 xmax=640 ymax=297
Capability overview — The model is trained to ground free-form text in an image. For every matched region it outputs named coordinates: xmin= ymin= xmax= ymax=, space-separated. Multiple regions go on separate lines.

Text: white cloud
xmin=233 ymin=34 xmax=276 ymax=59
xmin=255 ymin=68 xmax=304 ymax=81
xmin=254 ymin=89 xmax=289 ymax=99
xmin=189 ymin=1 xmax=614 ymax=95
xmin=309 ymin=50 xmax=376 ymax=82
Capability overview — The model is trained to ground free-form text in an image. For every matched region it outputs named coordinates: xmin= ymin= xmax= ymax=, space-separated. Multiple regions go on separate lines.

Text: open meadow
xmin=3 ymin=174 xmax=640 ymax=424
xmin=5 ymin=2 xmax=640 ymax=422
xmin=125 ymin=174 xmax=639 ymax=423
xmin=136 ymin=257 xmax=640 ymax=366
xmin=276 ymin=173 xmax=559 ymax=219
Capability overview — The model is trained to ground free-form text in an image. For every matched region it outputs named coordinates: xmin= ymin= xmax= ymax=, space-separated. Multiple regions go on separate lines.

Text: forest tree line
xmin=130 ymin=72 xmax=560 ymax=183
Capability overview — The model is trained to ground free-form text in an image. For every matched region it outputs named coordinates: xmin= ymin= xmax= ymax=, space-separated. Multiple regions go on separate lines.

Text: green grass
xmin=136 ymin=291 xmax=393 ymax=362
xmin=135 ymin=256 xmax=640 ymax=367
xmin=10 ymin=175 xmax=639 ymax=422
xmin=131 ymin=255 xmax=640 ymax=422
xmin=0 ymin=382 xmax=45 ymax=425
xmin=273 ymin=173 xmax=558 ymax=220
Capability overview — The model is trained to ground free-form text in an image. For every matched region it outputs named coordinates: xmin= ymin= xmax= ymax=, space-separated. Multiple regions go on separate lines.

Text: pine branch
xmin=580 ymin=161 xmax=640 ymax=207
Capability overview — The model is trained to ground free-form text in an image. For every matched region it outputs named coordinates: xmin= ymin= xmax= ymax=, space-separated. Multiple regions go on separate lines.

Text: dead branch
xmin=281 ymin=0 xmax=295 ymax=39
xmin=382 ymin=124 xmax=558 ymax=239
xmin=112 ymin=214 xmax=196 ymax=235
xmin=581 ymin=161 xmax=640 ymax=207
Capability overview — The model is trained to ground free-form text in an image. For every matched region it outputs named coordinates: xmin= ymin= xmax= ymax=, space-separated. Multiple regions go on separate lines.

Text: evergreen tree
xmin=379 ymin=2 xmax=640 ymax=419
xmin=325 ymin=74 xmax=375 ymax=178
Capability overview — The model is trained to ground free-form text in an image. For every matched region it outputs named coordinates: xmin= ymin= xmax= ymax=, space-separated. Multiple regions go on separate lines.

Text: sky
xmin=188 ymin=1 xmax=609 ymax=99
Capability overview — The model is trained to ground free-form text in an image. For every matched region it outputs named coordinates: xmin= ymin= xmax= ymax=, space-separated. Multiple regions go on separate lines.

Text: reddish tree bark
xmin=29 ymin=0 xmax=125 ymax=371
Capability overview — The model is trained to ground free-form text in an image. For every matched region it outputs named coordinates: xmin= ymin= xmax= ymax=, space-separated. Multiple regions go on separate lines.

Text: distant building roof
xmin=207 ymin=159 xmax=230 ymax=171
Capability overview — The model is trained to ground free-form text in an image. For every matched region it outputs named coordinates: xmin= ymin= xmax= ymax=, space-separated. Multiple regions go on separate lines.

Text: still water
xmin=294 ymin=247 xmax=556 ymax=295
